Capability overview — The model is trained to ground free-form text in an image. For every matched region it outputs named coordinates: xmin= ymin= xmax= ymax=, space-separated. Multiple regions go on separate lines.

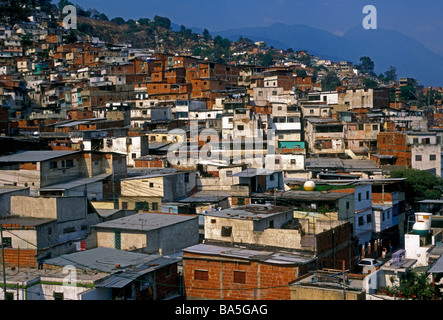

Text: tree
xmin=57 ymin=0 xmax=73 ymax=9
xmin=399 ymin=85 xmax=417 ymax=102
xmin=388 ymin=271 xmax=441 ymax=300
xmin=296 ymin=69 xmax=307 ymax=77
xmin=202 ymin=28 xmax=211 ymax=41
xmin=75 ymin=5 xmax=91 ymax=17
xmin=260 ymin=51 xmax=274 ymax=67
xmin=390 ymin=169 xmax=443 ymax=205
xmin=98 ymin=13 xmax=108 ymax=21
xmin=384 ymin=66 xmax=397 ymax=82
xmin=111 ymin=17 xmax=126 ymax=25
xmin=358 ymin=56 xmax=375 ymax=75
xmin=63 ymin=29 xmax=78 ymax=44
xmin=362 ymin=77 xmax=378 ymax=89
xmin=153 ymin=15 xmax=171 ymax=29
xmin=138 ymin=18 xmax=150 ymax=26
xmin=321 ymin=71 xmax=341 ymax=91
xmin=0 ymin=0 xmax=32 ymax=24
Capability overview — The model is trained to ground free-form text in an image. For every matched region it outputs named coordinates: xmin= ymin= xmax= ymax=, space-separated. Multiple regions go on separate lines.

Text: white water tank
xmin=303 ymin=180 xmax=316 ymax=191
xmin=412 ymin=212 xmax=432 ymax=236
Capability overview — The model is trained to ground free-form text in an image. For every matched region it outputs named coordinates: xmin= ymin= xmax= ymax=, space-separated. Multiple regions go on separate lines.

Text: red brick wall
xmin=377 ymin=132 xmax=410 ymax=167
xmin=183 ymin=253 xmax=301 ymax=300
xmin=1 ymin=248 xmax=38 ymax=268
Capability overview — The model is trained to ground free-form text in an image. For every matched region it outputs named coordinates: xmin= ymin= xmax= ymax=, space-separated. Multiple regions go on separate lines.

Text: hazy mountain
xmin=214 ymin=23 xmax=443 ymax=87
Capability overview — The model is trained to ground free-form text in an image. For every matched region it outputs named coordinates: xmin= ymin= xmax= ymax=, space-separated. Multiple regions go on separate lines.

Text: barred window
xmin=194 ymin=270 xmax=208 ymax=281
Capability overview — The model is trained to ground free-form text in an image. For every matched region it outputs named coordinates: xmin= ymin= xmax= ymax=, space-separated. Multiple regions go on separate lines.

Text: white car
xmin=358 ymin=258 xmax=382 ymax=268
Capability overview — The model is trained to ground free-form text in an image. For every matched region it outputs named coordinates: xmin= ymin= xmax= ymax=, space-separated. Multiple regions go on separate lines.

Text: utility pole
xmin=342 ymin=260 xmax=346 ymax=300
xmin=1 ymin=226 xmax=7 ymax=300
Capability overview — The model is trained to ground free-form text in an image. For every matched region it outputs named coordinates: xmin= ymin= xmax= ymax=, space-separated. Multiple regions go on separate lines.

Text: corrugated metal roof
xmin=183 ymin=243 xmax=316 ymax=265
xmin=39 ymin=173 xmax=112 ymax=191
xmin=0 ymin=150 xmax=79 ymax=163
xmin=92 ymin=212 xmax=197 ymax=232
xmin=428 ymin=252 xmax=443 ymax=274
xmin=232 ymin=168 xmax=278 ymax=177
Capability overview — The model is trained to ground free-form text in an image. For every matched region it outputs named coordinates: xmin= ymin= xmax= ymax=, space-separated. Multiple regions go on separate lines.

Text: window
xmin=413 ymin=138 xmax=419 ymax=144
xmin=114 ymin=231 xmax=121 ymax=250
xmin=194 ymin=270 xmax=208 ymax=281
xmin=1 ymin=237 xmax=12 ymax=248
xmin=63 ymin=227 xmax=75 ymax=234
xmin=53 ymin=292 xmax=64 ymax=300
xmin=152 ymin=202 xmax=159 ymax=211
xmin=237 ymin=125 xmax=244 ymax=131
xmin=149 ymin=182 xmax=154 ymax=188
xmin=135 ymin=202 xmax=149 ymax=211
xmin=165 ymin=266 xmax=171 ymax=278
xmin=373 ymin=125 xmax=378 ymax=130
xmin=221 ymin=226 xmax=232 ymax=237
xmin=430 ymin=154 xmax=437 ymax=161
xmin=366 ymin=191 xmax=369 ymax=200
xmin=358 ymin=216 xmax=364 ymax=226
xmin=132 ymin=153 xmax=137 ymax=159
xmin=49 ymin=161 xmax=57 ymax=169
xmin=226 ymin=170 xmax=233 ymax=177
xmin=367 ymin=214 xmax=372 ymax=223
xmin=346 ymin=202 xmax=350 ymax=210
xmin=310 ymin=109 xmax=314 ymax=114
xmin=415 ymin=155 xmax=422 ymax=162
xmin=122 ymin=202 xmax=128 ymax=209
xmin=66 ymin=159 xmax=74 ymax=168
xmin=291 ymin=159 xmax=296 ymax=165
xmin=275 ymin=159 xmax=280 ymax=165
xmin=382 ymin=212 xmax=385 ymax=221
xmin=233 ymin=271 xmax=246 ymax=284
xmin=358 ymin=193 xmax=362 ymax=201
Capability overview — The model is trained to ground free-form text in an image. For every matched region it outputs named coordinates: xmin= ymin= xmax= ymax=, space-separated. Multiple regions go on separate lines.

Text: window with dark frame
xmin=221 ymin=226 xmax=232 ymax=237
xmin=233 ymin=271 xmax=246 ymax=284
xmin=194 ymin=270 xmax=209 ymax=281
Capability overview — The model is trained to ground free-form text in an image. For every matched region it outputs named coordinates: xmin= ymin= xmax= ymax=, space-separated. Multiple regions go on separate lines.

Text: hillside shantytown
xmin=0 ymin=1 xmax=442 ymax=301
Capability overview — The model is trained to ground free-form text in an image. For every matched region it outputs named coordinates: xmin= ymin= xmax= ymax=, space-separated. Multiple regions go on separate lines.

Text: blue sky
xmin=66 ymin=0 xmax=443 ymax=56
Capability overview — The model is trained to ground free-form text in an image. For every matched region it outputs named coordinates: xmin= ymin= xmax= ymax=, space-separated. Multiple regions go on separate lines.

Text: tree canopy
xmin=0 ymin=0 xmax=32 ymax=23
xmin=358 ymin=56 xmax=375 ymax=75
xmin=389 ymin=168 xmax=443 ymax=205
xmin=321 ymin=71 xmax=341 ymax=91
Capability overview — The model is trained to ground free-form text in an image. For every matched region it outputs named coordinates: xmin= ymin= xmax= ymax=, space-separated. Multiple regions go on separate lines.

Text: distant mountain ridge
xmin=213 ymin=23 xmax=443 ymax=87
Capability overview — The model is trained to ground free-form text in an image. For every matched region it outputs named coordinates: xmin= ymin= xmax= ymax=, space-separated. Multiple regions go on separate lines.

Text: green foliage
xmin=21 ymin=33 xmax=33 ymax=48
xmin=111 ymin=17 xmax=126 ymax=25
xmin=57 ymin=0 xmax=73 ymax=9
xmin=260 ymin=51 xmax=274 ymax=67
xmin=388 ymin=272 xmax=441 ymax=300
xmin=384 ymin=66 xmax=397 ymax=82
xmin=399 ymin=85 xmax=417 ymax=102
xmin=202 ymin=28 xmax=211 ymax=41
xmin=362 ymin=77 xmax=378 ymax=89
xmin=390 ymin=169 xmax=443 ymax=204
xmin=77 ymin=22 xmax=94 ymax=34
xmin=138 ymin=18 xmax=150 ymax=26
xmin=63 ymin=29 xmax=78 ymax=44
xmin=153 ymin=15 xmax=171 ymax=29
xmin=0 ymin=0 xmax=32 ymax=23
xmin=357 ymin=56 xmax=375 ymax=75
xmin=296 ymin=69 xmax=307 ymax=77
xmin=321 ymin=71 xmax=341 ymax=91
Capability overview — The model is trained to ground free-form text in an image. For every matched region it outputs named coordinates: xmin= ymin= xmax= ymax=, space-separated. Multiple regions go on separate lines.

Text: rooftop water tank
xmin=412 ymin=212 xmax=432 ymax=236
xmin=303 ymin=180 xmax=316 ymax=191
